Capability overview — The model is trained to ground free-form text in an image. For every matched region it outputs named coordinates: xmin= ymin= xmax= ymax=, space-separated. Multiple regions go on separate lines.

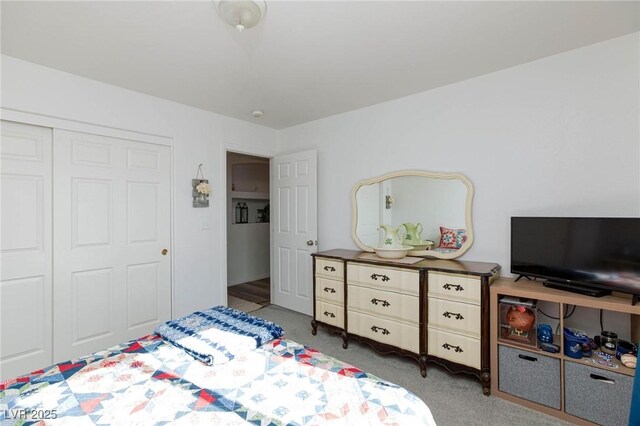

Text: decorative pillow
xmin=438 ymin=227 xmax=467 ymax=249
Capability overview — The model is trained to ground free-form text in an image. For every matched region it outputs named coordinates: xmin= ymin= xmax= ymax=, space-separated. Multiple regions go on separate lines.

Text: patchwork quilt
xmin=1 ymin=336 xmax=435 ymax=425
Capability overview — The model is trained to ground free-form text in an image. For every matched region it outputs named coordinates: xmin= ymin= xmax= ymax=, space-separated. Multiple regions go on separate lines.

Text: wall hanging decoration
xmin=192 ymin=163 xmax=211 ymax=208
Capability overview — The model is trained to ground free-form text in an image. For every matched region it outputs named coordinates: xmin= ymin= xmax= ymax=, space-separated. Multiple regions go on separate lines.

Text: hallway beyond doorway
xmin=228 ymin=278 xmax=270 ymax=306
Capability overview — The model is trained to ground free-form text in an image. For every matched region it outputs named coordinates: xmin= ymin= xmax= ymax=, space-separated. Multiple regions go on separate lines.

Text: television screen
xmin=511 ymin=217 xmax=640 ymax=296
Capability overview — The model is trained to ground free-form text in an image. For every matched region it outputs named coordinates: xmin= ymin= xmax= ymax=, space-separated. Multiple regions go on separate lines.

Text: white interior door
xmin=0 ymin=121 xmax=53 ymax=380
xmin=356 ymin=183 xmax=381 ymax=247
xmin=271 ymin=150 xmax=317 ymax=315
xmin=53 ymin=129 xmax=171 ymax=362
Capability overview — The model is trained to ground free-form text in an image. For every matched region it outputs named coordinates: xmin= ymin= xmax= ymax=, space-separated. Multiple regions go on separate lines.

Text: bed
xmin=1 ymin=307 xmax=435 ymax=425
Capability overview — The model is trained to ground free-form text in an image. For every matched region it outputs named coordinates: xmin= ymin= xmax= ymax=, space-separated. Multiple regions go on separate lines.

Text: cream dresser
xmin=311 ymin=249 xmax=500 ymax=395
xmin=312 ymin=255 xmax=346 ymax=331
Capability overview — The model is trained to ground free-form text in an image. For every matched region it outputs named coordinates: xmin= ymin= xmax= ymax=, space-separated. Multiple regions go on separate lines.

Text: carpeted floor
xmin=253 ymin=304 xmax=569 ymax=426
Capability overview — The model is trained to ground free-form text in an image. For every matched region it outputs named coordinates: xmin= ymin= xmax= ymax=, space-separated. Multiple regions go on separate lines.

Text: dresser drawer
xmin=348 ymin=284 xmax=419 ymax=325
xmin=315 ymin=300 xmax=344 ymax=329
xmin=348 ymin=310 xmax=419 ymax=353
xmin=315 ymin=258 xmax=344 ymax=280
xmin=428 ymin=327 xmax=481 ymax=369
xmin=347 ymin=263 xmax=419 ymax=296
xmin=315 ymin=277 xmax=344 ymax=304
xmin=428 ymin=297 xmax=481 ymax=338
xmin=428 ymin=272 xmax=481 ymax=304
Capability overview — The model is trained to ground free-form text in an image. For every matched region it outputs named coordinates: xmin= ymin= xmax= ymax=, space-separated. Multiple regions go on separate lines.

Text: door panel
xmin=271 ymin=150 xmax=317 ymax=315
xmin=127 ymin=262 xmax=160 ymax=330
xmin=355 ymin=183 xmax=381 ymax=247
xmin=0 ymin=121 xmax=52 ymax=380
xmin=0 ymin=276 xmax=46 ymax=358
xmin=72 ymin=268 xmax=113 ymax=344
xmin=127 ymin=182 xmax=159 ymax=243
xmin=1 ymin=175 xmax=43 ymax=251
xmin=73 ymin=178 xmax=112 ymax=247
xmin=53 ymin=129 xmax=171 ymax=362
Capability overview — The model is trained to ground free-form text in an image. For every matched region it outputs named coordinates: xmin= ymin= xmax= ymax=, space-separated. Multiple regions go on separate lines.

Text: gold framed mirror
xmin=351 ymin=170 xmax=474 ymax=259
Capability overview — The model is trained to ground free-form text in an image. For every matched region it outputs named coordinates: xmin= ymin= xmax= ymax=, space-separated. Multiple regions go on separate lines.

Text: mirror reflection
xmin=353 ymin=173 xmax=473 ymax=258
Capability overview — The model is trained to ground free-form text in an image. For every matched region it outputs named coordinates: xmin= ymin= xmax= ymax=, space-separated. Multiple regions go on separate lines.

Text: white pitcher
xmin=379 ymin=224 xmax=406 ymax=248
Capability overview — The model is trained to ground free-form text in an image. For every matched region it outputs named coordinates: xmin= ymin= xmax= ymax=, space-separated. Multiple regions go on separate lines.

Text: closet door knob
xmin=161 ymin=248 xmax=168 ymax=255
xmin=306 ymin=240 xmax=314 ymax=246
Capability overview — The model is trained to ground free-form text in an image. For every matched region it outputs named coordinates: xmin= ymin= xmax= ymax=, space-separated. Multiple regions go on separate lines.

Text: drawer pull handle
xmin=442 ymin=311 xmax=464 ymax=320
xmin=442 ymin=343 xmax=463 ymax=353
xmin=371 ymin=298 xmax=390 ymax=307
xmin=323 ymin=311 xmax=336 ymax=318
xmin=323 ymin=287 xmax=336 ymax=294
xmin=371 ymin=325 xmax=390 ymax=335
xmin=323 ymin=266 xmax=336 ymax=272
xmin=443 ymin=283 xmax=464 ymax=292
xmin=518 ymin=354 xmax=537 ymax=362
xmin=590 ymin=373 xmax=615 ymax=384
xmin=371 ymin=273 xmax=390 ymax=282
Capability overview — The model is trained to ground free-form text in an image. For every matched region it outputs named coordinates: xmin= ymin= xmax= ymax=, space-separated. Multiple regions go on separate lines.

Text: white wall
xmin=227 ymin=223 xmax=270 ymax=286
xmin=278 ymin=33 xmax=640 ymax=273
xmin=1 ymin=55 xmax=278 ymax=318
xmin=3 ymin=32 xmax=639 ymax=333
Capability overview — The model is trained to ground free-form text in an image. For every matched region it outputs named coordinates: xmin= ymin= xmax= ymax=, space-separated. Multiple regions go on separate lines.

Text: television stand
xmin=490 ymin=278 xmax=640 ymax=425
xmin=542 ymin=280 xmax=611 ymax=297
xmin=514 ymin=274 xmax=533 ymax=282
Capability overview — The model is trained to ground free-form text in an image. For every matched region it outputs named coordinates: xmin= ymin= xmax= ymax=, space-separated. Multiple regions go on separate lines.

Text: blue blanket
xmin=154 ymin=306 xmax=284 ymax=365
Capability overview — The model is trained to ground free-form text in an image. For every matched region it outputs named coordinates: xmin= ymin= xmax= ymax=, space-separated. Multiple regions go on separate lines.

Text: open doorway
xmin=226 ymin=152 xmax=270 ymax=312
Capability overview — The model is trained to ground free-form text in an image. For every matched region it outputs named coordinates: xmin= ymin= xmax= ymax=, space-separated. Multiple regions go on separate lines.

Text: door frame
xmin=219 ymin=143 xmax=275 ymax=305
xmin=0 ymin=108 xmax=176 ymax=318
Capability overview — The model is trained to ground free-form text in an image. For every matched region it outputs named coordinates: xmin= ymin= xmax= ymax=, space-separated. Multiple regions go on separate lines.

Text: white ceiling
xmin=2 ymin=1 xmax=639 ymax=129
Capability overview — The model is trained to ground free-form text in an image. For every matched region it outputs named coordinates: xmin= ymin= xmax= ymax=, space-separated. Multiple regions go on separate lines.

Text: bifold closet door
xmin=0 ymin=121 xmax=53 ymax=380
xmin=53 ymin=130 xmax=171 ymax=362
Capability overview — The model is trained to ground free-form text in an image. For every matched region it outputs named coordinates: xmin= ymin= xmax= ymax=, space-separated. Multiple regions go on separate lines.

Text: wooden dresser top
xmin=312 ymin=249 xmax=500 ymax=277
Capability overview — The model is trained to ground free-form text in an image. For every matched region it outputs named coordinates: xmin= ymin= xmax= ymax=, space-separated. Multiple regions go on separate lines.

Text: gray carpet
xmin=253 ymin=304 xmax=568 ymax=426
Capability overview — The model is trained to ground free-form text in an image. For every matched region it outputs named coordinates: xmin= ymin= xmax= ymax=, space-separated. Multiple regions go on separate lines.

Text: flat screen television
xmin=511 ymin=217 xmax=640 ymax=300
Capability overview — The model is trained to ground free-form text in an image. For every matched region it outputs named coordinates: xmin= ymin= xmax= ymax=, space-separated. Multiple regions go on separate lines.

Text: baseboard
xmin=227 ymin=274 xmax=270 ymax=286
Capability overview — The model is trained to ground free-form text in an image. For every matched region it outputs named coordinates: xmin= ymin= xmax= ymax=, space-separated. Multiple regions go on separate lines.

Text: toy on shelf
xmin=499 ymin=297 xmax=538 ymax=347
xmin=537 ymin=324 xmax=553 ymax=344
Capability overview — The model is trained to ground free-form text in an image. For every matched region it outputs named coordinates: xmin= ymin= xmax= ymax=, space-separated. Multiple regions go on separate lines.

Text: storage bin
xmin=564 ymin=361 xmax=633 ymax=426
xmin=498 ymin=345 xmax=561 ymax=409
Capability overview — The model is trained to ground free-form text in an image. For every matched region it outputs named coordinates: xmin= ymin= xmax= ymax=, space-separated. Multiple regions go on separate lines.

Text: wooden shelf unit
xmin=231 ymin=191 xmax=269 ymax=200
xmin=490 ymin=278 xmax=640 ymax=425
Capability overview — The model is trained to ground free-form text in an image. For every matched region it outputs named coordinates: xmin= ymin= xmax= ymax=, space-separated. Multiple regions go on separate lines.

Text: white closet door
xmin=53 ymin=130 xmax=171 ymax=362
xmin=0 ymin=121 xmax=53 ymax=380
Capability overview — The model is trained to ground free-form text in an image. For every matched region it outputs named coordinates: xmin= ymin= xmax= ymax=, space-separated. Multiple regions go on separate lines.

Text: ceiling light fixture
xmin=214 ymin=0 xmax=267 ymax=32
xmin=251 ymin=110 xmax=264 ymax=118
